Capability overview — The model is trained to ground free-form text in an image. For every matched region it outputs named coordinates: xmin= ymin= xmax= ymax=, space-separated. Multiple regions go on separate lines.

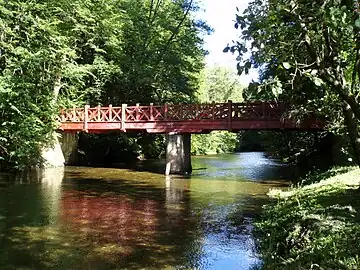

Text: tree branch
xmin=151 ymin=0 xmax=163 ymax=24
xmin=144 ymin=0 xmax=164 ymax=50
xmin=149 ymin=0 xmax=154 ymax=21
xmin=351 ymin=46 xmax=359 ymax=94
xmin=53 ymin=74 xmax=63 ymax=101
xmin=153 ymin=0 xmax=194 ymax=69
xmin=294 ymin=11 xmax=360 ymax=121
xmin=319 ymin=68 xmax=360 ymax=121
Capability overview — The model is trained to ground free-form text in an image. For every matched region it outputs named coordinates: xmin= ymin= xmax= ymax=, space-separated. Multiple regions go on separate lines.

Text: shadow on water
xmin=0 ymin=152 xmax=290 ymax=269
xmin=112 ymin=151 xmax=295 ymax=180
xmin=98 ymin=159 xmax=166 ymax=175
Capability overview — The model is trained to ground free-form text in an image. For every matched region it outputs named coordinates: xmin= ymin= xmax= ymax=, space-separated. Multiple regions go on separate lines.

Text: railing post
xmin=109 ymin=104 xmax=113 ymax=121
xmin=121 ymin=104 xmax=127 ymax=131
xmin=262 ymin=102 xmax=266 ymax=120
xmin=72 ymin=107 xmax=76 ymax=121
xmin=97 ymin=105 xmax=101 ymax=121
xmin=179 ymin=104 xmax=182 ymax=120
xmin=84 ymin=105 xmax=89 ymax=132
xmin=228 ymin=100 xmax=232 ymax=130
xmin=164 ymin=103 xmax=168 ymax=121
xmin=60 ymin=109 xmax=64 ymax=122
xmin=212 ymin=101 xmax=215 ymax=120
xmin=150 ymin=103 xmax=154 ymax=121
xmin=136 ymin=103 xmax=140 ymax=121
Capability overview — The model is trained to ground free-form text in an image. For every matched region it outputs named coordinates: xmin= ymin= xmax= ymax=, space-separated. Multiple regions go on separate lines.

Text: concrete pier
xmin=41 ymin=132 xmax=79 ymax=168
xmin=41 ymin=134 xmax=65 ymax=168
xmin=165 ymin=133 xmax=192 ymax=175
xmin=59 ymin=132 xmax=79 ymax=165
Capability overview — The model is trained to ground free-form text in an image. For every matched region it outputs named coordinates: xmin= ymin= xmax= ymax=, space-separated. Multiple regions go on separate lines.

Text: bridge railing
xmin=59 ymin=101 xmax=287 ymax=123
xmin=232 ymin=102 xmax=286 ymax=120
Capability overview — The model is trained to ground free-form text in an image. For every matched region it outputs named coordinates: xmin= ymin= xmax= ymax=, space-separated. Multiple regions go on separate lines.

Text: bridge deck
xmin=59 ymin=102 xmax=322 ymax=133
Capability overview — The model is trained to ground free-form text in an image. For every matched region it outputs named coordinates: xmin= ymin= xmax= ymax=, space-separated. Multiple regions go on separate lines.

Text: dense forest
xmin=0 ymin=0 xmax=210 ymax=170
xmin=191 ymin=66 xmax=243 ymax=155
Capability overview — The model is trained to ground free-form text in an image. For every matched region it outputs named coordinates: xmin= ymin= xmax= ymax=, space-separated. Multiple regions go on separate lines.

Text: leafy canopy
xmin=0 ymin=0 xmax=208 ymax=169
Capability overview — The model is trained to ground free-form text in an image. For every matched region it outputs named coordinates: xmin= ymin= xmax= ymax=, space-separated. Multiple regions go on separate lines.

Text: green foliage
xmin=191 ymin=131 xmax=237 ymax=155
xmin=101 ymin=0 xmax=209 ymax=105
xmin=298 ymin=166 xmax=354 ymax=186
xmin=0 ymin=1 xmax=63 ymax=169
xmin=256 ymin=167 xmax=360 ymax=269
xmin=78 ymin=132 xmax=166 ymax=166
xmin=227 ymin=0 xmax=360 ymax=164
xmin=191 ymin=66 xmax=244 ymax=155
xmin=78 ymin=133 xmax=140 ymax=165
xmin=197 ymin=65 xmax=244 ymax=103
xmin=0 ymin=0 xmax=208 ymax=170
xmin=137 ymin=134 xmax=166 ymax=159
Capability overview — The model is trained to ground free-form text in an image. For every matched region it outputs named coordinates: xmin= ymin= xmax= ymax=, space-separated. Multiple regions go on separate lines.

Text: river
xmin=0 ymin=152 xmax=291 ymax=269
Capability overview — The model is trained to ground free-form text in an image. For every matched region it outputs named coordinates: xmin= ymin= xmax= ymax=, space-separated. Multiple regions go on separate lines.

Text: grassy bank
xmin=256 ymin=167 xmax=360 ymax=269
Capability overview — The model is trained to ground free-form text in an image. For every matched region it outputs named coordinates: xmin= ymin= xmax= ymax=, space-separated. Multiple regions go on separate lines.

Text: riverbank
xmin=256 ymin=167 xmax=360 ymax=269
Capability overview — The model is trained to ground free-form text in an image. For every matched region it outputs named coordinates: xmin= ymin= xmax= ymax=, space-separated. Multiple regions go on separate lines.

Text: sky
xmin=196 ymin=0 xmax=258 ymax=85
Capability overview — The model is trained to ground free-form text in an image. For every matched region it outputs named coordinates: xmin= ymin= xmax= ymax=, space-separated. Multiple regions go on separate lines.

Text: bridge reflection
xmin=0 ymin=162 xmax=280 ymax=269
xmin=58 ymin=174 xmax=200 ymax=268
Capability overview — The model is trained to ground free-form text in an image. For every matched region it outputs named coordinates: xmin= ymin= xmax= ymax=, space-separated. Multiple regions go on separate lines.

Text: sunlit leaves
xmin=282 ymin=62 xmax=291 ymax=70
xmin=197 ymin=66 xmax=244 ymax=103
xmin=0 ymin=0 xmax=208 ymax=169
xmin=355 ymin=18 xmax=360 ymax=28
xmin=227 ymin=0 xmax=360 ymax=125
xmin=193 ymin=66 xmax=243 ymax=154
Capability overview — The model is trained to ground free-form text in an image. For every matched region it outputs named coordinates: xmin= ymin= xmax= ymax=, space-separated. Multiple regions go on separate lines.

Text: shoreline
xmin=255 ymin=166 xmax=360 ymax=269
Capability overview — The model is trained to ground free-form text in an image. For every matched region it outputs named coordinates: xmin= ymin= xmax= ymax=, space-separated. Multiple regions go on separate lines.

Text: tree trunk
xmin=342 ymin=102 xmax=360 ymax=166
xmin=320 ymin=70 xmax=360 ymax=122
xmin=54 ymin=74 xmax=62 ymax=101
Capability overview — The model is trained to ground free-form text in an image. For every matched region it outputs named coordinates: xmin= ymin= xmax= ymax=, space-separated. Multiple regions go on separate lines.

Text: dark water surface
xmin=0 ymin=152 xmax=291 ymax=270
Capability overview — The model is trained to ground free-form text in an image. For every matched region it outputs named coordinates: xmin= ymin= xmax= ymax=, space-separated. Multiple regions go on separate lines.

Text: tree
xmin=100 ymin=0 xmax=210 ymax=105
xmin=197 ymin=65 xmax=244 ymax=102
xmin=226 ymin=0 xmax=360 ymax=164
xmin=0 ymin=0 xmax=121 ymax=169
xmin=0 ymin=0 xmax=209 ymax=170
xmin=191 ymin=66 xmax=244 ymax=155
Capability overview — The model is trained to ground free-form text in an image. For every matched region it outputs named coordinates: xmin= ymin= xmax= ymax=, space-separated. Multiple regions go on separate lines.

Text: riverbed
xmin=0 ymin=152 xmax=291 ymax=269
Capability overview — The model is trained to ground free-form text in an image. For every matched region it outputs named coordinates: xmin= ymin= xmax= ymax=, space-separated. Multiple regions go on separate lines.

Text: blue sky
xmin=196 ymin=0 xmax=258 ymax=84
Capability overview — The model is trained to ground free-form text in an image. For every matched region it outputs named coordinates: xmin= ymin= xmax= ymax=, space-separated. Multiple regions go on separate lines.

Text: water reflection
xmin=0 ymin=152 xmax=290 ymax=269
xmin=192 ymin=152 xmax=293 ymax=181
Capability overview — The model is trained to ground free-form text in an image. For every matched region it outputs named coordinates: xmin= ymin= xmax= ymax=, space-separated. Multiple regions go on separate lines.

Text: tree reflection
xmin=57 ymin=176 xmax=202 ymax=268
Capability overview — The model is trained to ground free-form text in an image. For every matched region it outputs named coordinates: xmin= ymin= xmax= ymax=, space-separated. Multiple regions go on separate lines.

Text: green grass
xmin=256 ymin=167 xmax=360 ymax=270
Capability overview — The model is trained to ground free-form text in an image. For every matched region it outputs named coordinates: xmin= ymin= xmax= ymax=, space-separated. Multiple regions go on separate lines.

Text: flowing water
xmin=0 ymin=152 xmax=292 ymax=270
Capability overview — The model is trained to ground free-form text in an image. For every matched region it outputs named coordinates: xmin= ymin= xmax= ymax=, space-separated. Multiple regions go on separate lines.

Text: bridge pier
xmin=41 ymin=134 xmax=65 ymax=168
xmin=59 ymin=132 xmax=79 ymax=165
xmin=41 ymin=132 xmax=79 ymax=168
xmin=165 ymin=133 xmax=192 ymax=175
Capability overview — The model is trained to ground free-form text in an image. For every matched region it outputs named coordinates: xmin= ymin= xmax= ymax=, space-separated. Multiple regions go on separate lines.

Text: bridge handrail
xmin=59 ymin=101 xmax=287 ymax=124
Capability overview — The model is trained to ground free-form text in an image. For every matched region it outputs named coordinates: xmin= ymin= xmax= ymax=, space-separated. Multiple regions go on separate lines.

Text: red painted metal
xmin=59 ymin=102 xmax=323 ymax=133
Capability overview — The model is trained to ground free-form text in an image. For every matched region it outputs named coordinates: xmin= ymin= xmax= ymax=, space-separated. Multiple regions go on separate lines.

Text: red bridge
xmin=59 ymin=101 xmax=321 ymax=133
